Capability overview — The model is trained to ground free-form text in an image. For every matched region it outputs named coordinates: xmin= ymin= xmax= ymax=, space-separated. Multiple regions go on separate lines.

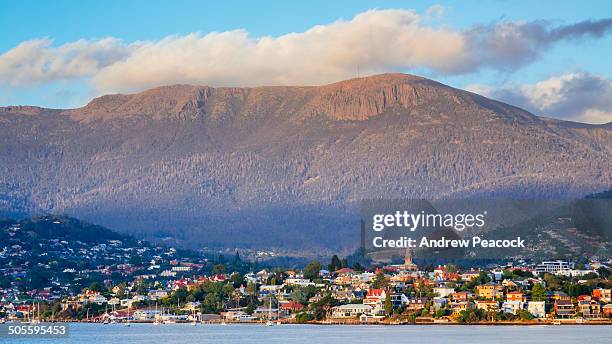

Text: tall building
xmin=404 ymin=247 xmax=418 ymax=272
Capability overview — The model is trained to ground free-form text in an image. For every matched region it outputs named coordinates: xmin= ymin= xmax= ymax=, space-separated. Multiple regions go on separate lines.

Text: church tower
xmin=404 ymin=247 xmax=417 ymax=271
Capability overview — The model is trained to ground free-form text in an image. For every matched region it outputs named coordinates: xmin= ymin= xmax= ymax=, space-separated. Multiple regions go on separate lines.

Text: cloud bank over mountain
xmin=1 ymin=9 xmax=612 ymax=123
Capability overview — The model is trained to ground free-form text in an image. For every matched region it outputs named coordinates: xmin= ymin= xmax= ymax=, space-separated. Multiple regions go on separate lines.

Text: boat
xmin=264 ymin=295 xmax=274 ymax=326
xmin=191 ymin=308 xmax=197 ymax=326
xmin=153 ymin=303 xmax=161 ymax=325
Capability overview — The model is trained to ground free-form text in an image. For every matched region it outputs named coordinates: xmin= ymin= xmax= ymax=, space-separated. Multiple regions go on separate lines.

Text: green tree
xmin=531 ymin=283 xmax=546 ymax=301
xmin=518 ymin=309 xmax=534 ymax=320
xmin=372 ymin=271 xmax=388 ymax=289
xmin=232 ymin=251 xmax=242 ymax=265
xmin=384 ymin=293 xmax=393 ymax=316
xmin=212 ymin=264 xmax=226 ymax=275
xmin=434 ymin=308 xmax=446 ymax=318
xmin=329 ymin=255 xmax=342 ymax=272
xmin=303 ymin=261 xmax=322 ymax=281
xmin=88 ymin=282 xmax=102 ymax=292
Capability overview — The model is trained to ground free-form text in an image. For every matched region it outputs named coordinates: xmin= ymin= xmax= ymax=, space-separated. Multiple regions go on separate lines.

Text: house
xmin=433 ymin=287 xmax=455 ymax=298
xmin=132 ymin=309 xmax=161 ymax=321
xmin=148 ymin=289 xmax=169 ymax=300
xmin=405 ymin=297 xmax=429 ymax=312
xmin=460 ymin=270 xmax=481 ymax=281
xmin=554 ymin=300 xmax=576 ymax=318
xmin=506 ymin=291 xmax=525 ymax=302
xmin=184 ymin=301 xmax=201 ymax=311
xmin=476 ymin=283 xmax=502 ymax=299
xmin=363 ymin=289 xmax=386 ymax=314
xmin=87 ymin=294 xmax=108 ymax=305
xmin=527 ymin=301 xmax=546 ymax=318
xmin=279 ymin=301 xmax=304 ymax=314
xmin=451 ymin=301 xmax=471 ymax=315
xmin=475 ymin=300 xmax=499 ymax=312
xmin=331 ymin=304 xmax=373 ymax=318
xmin=284 ymin=278 xmax=314 ymax=287
xmin=502 ymin=301 xmax=524 ymax=315
xmin=592 ymin=288 xmax=611 ymax=303
xmin=390 ymin=293 xmax=410 ymax=308
xmin=578 ymin=300 xmax=601 ymax=319
xmin=253 ymin=307 xmax=279 ymax=320
xmin=603 ymin=304 xmax=612 ymax=318
xmin=549 ymin=291 xmax=570 ymax=301
xmin=259 ymin=285 xmax=282 ymax=294
xmin=433 ymin=298 xmax=447 ymax=311
xmin=450 ymin=291 xmax=473 ymax=303
xmin=535 ymin=260 xmax=573 ymax=274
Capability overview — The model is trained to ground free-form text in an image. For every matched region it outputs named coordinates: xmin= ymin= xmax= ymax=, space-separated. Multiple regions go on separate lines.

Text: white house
xmin=331 ymin=304 xmax=373 ymax=318
xmin=132 ymin=309 xmax=161 ymax=321
xmin=502 ymin=300 xmax=524 ymax=315
xmin=433 ymin=287 xmax=455 ymax=298
xmin=527 ymin=301 xmax=546 ymax=318
xmin=285 ymin=278 xmax=314 ymax=287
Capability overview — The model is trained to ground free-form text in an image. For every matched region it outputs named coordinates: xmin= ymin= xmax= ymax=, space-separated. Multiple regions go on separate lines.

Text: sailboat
xmin=153 ymin=303 xmax=160 ymax=325
xmin=276 ymin=292 xmax=282 ymax=325
xmin=265 ymin=296 xmax=274 ymax=326
xmin=103 ymin=304 xmax=109 ymax=324
xmin=125 ymin=306 xmax=131 ymax=326
xmin=191 ymin=308 xmax=197 ymax=326
xmin=110 ymin=303 xmax=117 ymax=324
xmin=32 ymin=302 xmax=40 ymax=324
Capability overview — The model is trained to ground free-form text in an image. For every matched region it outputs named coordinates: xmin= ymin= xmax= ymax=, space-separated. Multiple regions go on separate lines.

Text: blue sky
xmin=1 ymin=1 xmax=612 ymax=123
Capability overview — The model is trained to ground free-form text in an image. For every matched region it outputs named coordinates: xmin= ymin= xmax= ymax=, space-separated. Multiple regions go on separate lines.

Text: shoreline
xmin=10 ymin=319 xmax=611 ymax=326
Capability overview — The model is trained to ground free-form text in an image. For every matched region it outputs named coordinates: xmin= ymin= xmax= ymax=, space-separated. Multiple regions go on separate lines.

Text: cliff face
xmin=1 ymin=73 xmax=611 ymax=251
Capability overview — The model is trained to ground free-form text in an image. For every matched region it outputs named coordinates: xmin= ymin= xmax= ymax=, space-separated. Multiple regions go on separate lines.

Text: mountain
xmin=1 ymin=73 xmax=611 ymax=252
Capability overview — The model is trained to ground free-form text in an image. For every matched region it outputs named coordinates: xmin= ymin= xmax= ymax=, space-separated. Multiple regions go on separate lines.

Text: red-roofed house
xmin=364 ymin=289 xmax=387 ymax=315
xmin=280 ymin=301 xmax=305 ymax=314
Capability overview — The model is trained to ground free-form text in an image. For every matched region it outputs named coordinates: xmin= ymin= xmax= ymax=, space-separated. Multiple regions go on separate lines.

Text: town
xmin=1 ymin=216 xmax=611 ymax=325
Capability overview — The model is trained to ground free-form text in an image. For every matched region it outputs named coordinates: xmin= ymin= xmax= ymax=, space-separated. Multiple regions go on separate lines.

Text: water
xmin=2 ymin=323 xmax=611 ymax=344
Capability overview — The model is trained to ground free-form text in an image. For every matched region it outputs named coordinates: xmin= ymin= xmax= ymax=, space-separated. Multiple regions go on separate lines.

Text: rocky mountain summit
xmin=1 ymin=74 xmax=611 ymax=251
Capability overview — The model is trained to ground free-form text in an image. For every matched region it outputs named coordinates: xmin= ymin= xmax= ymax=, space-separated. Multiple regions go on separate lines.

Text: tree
xmin=245 ymin=301 xmax=257 ymax=315
xmin=597 ymin=267 xmax=610 ymax=279
xmin=303 ymin=261 xmax=322 ymax=281
xmin=434 ymin=308 xmax=446 ymax=318
xmin=329 ymin=255 xmax=342 ymax=272
xmin=531 ymin=283 xmax=546 ymax=301
xmin=384 ymin=293 xmax=393 ymax=317
xmin=88 ymin=282 xmax=102 ymax=293
xmin=372 ymin=271 xmax=388 ymax=289
xmin=352 ymin=262 xmax=365 ymax=272
xmin=212 ymin=264 xmax=226 ymax=275
xmin=518 ymin=309 xmax=534 ymax=321
xmin=296 ymin=312 xmax=314 ymax=323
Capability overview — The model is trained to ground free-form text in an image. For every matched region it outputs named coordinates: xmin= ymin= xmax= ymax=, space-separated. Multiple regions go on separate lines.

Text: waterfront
xmin=2 ymin=323 xmax=611 ymax=344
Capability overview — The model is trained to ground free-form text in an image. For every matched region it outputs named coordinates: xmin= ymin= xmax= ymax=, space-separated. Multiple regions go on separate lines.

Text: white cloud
xmin=470 ymin=73 xmax=612 ymax=124
xmin=1 ymin=9 xmax=612 ymax=96
xmin=0 ymin=38 xmax=133 ymax=86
